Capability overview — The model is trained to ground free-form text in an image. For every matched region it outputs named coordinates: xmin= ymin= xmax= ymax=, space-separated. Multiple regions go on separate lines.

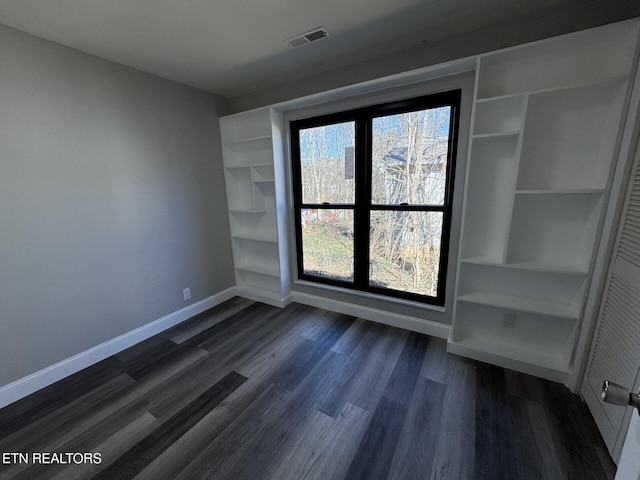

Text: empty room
xmin=2 ymin=1 xmax=640 ymax=479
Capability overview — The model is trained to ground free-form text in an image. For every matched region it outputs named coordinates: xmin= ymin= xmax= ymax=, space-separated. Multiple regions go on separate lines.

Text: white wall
xmin=0 ymin=24 xmax=234 ymax=387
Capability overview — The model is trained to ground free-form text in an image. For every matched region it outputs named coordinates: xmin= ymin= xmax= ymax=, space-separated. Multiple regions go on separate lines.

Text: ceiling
xmin=0 ymin=0 xmax=574 ymax=99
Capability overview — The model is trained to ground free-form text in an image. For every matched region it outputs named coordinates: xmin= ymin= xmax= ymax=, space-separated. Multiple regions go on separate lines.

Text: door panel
xmin=583 ymin=147 xmax=640 ymax=461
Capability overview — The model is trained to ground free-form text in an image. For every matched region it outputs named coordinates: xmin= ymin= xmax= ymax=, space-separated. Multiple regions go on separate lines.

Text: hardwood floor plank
xmin=123 ymin=340 xmax=207 ymax=381
xmin=314 ymin=322 xmax=399 ymax=419
xmin=196 ymin=303 xmax=284 ymax=353
xmin=236 ymin=317 xmax=310 ymax=381
xmin=222 ymin=345 xmax=363 ymax=479
xmin=104 ymin=344 xmax=210 ymax=422
xmin=52 ymin=411 xmax=157 ymax=480
xmin=540 ymin=381 xmax=609 ymax=479
xmin=172 ymin=384 xmax=291 ymax=480
xmin=8 ymin=397 xmax=152 ymax=480
xmin=267 ymin=402 xmax=370 ymax=480
xmin=344 ymin=325 xmax=407 ymax=412
xmin=179 ymin=301 xmax=273 ymax=350
xmin=387 ymin=377 xmax=446 ymax=480
xmin=298 ymin=307 xmax=346 ymax=342
xmin=429 ymin=359 xmax=476 ymax=480
xmin=508 ymin=396 xmax=545 ymax=480
xmin=344 ymin=395 xmax=407 ymax=480
xmin=145 ymin=355 xmax=237 ymax=420
xmin=134 ymin=380 xmax=280 ymax=480
xmin=0 ymin=373 xmax=135 ymax=453
xmin=525 ymin=400 xmax=564 ymax=479
xmin=169 ymin=297 xmax=255 ymax=344
xmin=145 ymin=306 xmax=299 ymax=420
xmin=270 ymin=314 xmax=354 ymax=393
xmin=475 ymin=364 xmax=518 ymax=480
xmin=204 ymin=302 xmax=306 ymax=376
xmin=330 ymin=318 xmax=372 ymax=356
xmin=220 ymin=393 xmax=321 ymax=480
xmin=93 ymin=370 xmax=247 ymax=480
xmin=383 ymin=331 xmax=430 ymax=404
xmin=504 ymin=370 xmax=548 ymax=405
xmin=0 ymin=356 xmax=126 ymax=438
xmin=420 ymin=336 xmax=450 ymax=383
xmin=0 ymin=344 xmax=209 ymax=475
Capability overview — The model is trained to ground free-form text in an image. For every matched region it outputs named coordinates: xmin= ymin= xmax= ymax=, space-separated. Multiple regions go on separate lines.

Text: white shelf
xmin=472 ymin=131 xmax=520 ymax=139
xmin=515 ymin=189 xmax=605 ymax=195
xmin=232 ymin=232 xmax=278 ymax=243
xmin=251 ymin=164 xmax=275 ymax=183
xmin=447 ymin=338 xmax=569 ymax=383
xmin=229 ymin=208 xmax=266 ymax=214
xmin=223 ymin=162 xmax=273 ymax=169
xmin=450 ymin=302 xmax=578 ymax=381
xmin=476 ymin=18 xmax=636 ymax=98
xmin=220 ymin=108 xmax=273 ymax=142
xmin=457 ymin=291 xmax=579 ymax=319
xmin=460 ymin=256 xmax=588 ymax=275
xmin=477 ymin=76 xmax=628 ymax=103
xmin=223 ymin=134 xmax=272 ymax=146
xmin=235 ymin=261 xmax=280 ymax=277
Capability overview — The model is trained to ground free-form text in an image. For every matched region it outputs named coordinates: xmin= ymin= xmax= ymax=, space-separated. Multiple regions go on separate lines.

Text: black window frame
xmin=290 ymin=89 xmax=461 ymax=306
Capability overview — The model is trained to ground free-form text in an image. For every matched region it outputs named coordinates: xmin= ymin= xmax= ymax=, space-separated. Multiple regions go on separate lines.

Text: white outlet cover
xmin=183 ymin=288 xmax=191 ymax=300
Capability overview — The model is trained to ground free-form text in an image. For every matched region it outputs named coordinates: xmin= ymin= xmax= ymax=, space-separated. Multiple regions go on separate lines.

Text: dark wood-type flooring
xmin=0 ymin=298 xmax=616 ymax=479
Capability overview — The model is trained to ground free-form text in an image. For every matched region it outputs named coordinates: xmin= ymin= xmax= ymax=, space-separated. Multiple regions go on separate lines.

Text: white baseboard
xmin=292 ymin=291 xmax=450 ymax=339
xmin=0 ymin=286 xmax=238 ymax=410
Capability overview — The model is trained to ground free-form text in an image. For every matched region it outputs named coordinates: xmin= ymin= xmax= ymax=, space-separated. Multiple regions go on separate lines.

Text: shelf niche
xmin=505 ymin=192 xmax=603 ymax=273
xmin=517 ymin=81 xmax=627 ymax=191
xmin=461 ymin=134 xmax=519 ymax=263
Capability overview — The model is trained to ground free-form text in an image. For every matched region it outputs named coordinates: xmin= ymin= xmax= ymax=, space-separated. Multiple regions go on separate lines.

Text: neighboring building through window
xmin=290 ymin=90 xmax=461 ymax=305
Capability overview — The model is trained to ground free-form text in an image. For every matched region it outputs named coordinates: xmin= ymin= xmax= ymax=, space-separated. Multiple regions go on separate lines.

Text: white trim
xmin=292 ymin=291 xmax=450 ymax=339
xmin=0 ymin=287 xmax=238 ymax=409
xmin=236 ymin=286 xmax=293 ymax=308
xmin=293 ymin=279 xmax=446 ymax=313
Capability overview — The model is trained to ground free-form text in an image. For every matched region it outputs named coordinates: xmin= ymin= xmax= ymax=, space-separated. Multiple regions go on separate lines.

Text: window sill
xmin=293 ymin=279 xmax=447 ymax=313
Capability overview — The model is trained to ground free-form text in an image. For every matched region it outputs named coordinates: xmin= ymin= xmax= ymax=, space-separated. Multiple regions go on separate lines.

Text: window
xmin=290 ymin=90 xmax=460 ymax=305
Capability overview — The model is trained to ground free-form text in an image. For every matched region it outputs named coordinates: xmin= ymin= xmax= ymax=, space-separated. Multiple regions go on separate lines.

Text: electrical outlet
xmin=183 ymin=287 xmax=191 ymax=301
xmin=503 ymin=313 xmax=516 ymax=329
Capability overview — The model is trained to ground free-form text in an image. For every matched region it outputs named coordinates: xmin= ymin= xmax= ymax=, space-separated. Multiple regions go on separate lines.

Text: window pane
xmin=302 ymin=209 xmax=354 ymax=282
xmin=299 ymin=122 xmax=356 ymax=204
xmin=369 ymin=210 xmax=443 ymax=297
xmin=371 ymin=107 xmax=451 ymax=205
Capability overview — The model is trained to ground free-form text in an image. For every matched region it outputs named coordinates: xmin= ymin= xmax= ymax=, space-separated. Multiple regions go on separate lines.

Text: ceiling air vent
xmin=286 ymin=27 xmax=329 ymax=48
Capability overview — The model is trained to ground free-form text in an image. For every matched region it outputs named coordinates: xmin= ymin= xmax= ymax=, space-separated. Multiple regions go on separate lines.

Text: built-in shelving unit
xmin=220 ymin=107 xmax=290 ymax=306
xmin=449 ymin=20 xmax=640 ymax=383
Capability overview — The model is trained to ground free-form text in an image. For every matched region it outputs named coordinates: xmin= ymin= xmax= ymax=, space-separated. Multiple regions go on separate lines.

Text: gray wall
xmin=230 ymin=0 xmax=640 ymax=112
xmin=0 ymin=24 xmax=233 ymax=387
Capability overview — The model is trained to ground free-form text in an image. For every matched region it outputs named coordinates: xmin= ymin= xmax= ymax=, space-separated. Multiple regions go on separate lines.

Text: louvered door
xmin=583 ymin=146 xmax=640 ymax=461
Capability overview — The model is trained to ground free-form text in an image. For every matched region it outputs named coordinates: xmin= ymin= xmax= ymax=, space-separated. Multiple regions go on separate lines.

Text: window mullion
xmin=354 ymin=116 xmax=370 ymax=290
